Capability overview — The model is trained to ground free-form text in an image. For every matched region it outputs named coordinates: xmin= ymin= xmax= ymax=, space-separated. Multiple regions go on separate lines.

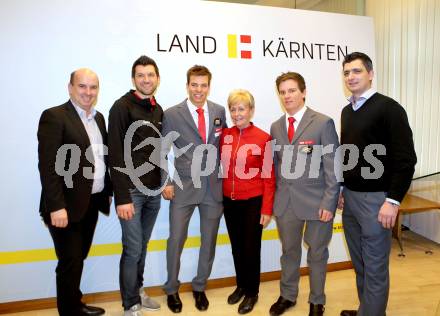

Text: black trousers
xmin=48 ymin=195 xmax=99 ymax=316
xmin=223 ymin=196 xmax=263 ymax=296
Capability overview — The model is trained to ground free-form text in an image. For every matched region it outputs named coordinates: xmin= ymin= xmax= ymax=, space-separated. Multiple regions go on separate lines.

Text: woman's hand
xmin=260 ymin=214 xmax=272 ymax=228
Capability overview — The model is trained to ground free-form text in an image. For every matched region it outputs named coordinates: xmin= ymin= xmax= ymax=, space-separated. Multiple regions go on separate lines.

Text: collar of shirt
xmin=186 ymin=99 xmax=207 ymax=115
xmin=347 ymin=88 xmax=376 ymax=111
xmin=285 ymin=105 xmax=307 ymax=130
xmin=233 ymin=122 xmax=254 ymax=133
xmin=132 ymin=91 xmax=156 ymax=106
xmin=186 ymin=99 xmax=209 ymax=137
xmin=71 ymin=99 xmax=97 ymax=121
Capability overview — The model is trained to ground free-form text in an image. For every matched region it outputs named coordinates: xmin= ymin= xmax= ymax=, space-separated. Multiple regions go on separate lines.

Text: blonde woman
xmin=220 ymin=89 xmax=275 ymax=314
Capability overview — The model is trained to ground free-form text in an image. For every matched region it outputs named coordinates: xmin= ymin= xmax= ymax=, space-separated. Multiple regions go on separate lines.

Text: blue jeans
xmin=119 ymin=188 xmax=160 ymax=310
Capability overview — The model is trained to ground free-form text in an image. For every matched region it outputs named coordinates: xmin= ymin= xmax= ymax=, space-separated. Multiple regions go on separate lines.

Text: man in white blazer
xmin=269 ymin=72 xmax=340 ymax=316
xmin=161 ymin=65 xmax=227 ymax=313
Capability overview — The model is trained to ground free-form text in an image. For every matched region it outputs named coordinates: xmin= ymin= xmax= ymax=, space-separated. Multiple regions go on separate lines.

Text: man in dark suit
xmin=38 ymin=68 xmax=112 ymax=316
xmin=269 ymin=72 xmax=340 ymax=316
xmin=339 ymin=52 xmax=417 ymax=316
xmin=161 ymin=65 xmax=227 ymax=313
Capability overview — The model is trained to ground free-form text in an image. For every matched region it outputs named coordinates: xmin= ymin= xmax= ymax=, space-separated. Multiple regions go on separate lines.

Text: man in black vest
xmin=339 ymin=52 xmax=417 ymax=316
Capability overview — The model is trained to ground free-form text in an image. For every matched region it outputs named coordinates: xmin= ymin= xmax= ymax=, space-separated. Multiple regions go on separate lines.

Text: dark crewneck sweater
xmin=341 ymin=92 xmax=417 ymax=202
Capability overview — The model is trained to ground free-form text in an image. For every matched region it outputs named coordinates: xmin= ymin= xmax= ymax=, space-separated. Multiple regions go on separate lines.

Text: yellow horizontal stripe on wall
xmin=0 ymin=225 xmax=343 ymax=265
xmin=0 ymin=248 xmax=57 ymax=265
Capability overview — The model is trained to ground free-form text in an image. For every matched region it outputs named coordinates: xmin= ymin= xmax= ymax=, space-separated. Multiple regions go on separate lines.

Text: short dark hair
xmin=131 ymin=55 xmax=160 ymax=78
xmin=69 ymin=71 xmax=76 ymax=85
xmin=186 ymin=65 xmax=212 ymax=85
xmin=342 ymin=52 xmax=373 ymax=72
xmin=275 ymin=72 xmax=306 ymax=93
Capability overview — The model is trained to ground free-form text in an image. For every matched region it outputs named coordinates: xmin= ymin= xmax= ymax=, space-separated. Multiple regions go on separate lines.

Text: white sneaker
xmin=123 ymin=303 xmax=143 ymax=316
xmin=139 ymin=287 xmax=161 ymax=311
xmin=139 ymin=287 xmax=160 ymax=311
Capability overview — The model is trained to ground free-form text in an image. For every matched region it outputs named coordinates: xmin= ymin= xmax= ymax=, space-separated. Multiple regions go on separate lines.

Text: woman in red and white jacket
xmin=220 ymin=89 xmax=275 ymax=314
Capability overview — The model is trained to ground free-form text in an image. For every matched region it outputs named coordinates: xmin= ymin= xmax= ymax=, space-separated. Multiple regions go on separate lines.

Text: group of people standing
xmin=37 ymin=52 xmax=417 ymax=316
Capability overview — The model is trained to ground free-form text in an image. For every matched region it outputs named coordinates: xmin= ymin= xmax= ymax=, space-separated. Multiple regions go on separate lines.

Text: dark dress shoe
xmin=193 ymin=291 xmax=209 ymax=311
xmin=167 ymin=293 xmax=183 ymax=313
xmin=228 ymin=287 xmax=245 ymax=304
xmin=238 ymin=295 xmax=258 ymax=314
xmin=269 ymin=296 xmax=296 ymax=316
xmin=340 ymin=310 xmax=357 ymax=316
xmin=309 ymin=303 xmax=325 ymax=316
xmin=80 ymin=304 xmax=105 ymax=315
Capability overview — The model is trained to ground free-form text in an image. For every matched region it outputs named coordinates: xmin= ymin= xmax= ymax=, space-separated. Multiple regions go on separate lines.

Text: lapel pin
xmin=214 ymin=118 xmax=222 ymax=126
xmin=300 ymin=145 xmax=313 ymax=154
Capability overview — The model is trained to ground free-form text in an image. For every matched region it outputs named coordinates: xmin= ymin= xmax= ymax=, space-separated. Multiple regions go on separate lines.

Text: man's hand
xmin=162 ymin=185 xmax=175 ymax=200
xmin=117 ymin=203 xmax=135 ymax=220
xmin=51 ymin=209 xmax=68 ymax=228
xmin=319 ymin=209 xmax=333 ymax=222
xmin=260 ymin=214 xmax=272 ymax=228
xmin=378 ymin=201 xmax=399 ymax=229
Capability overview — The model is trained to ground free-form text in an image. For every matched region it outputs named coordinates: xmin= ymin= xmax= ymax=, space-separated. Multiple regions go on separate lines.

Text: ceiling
xmin=205 ymin=0 xmax=327 ymax=9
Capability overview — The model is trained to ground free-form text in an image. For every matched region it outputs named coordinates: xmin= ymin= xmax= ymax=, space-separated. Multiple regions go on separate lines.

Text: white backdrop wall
xmin=0 ymin=0 xmax=374 ymax=302
xmin=366 ymin=0 xmax=440 ymax=242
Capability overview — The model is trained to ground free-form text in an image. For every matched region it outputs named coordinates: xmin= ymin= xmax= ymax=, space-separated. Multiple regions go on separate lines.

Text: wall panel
xmin=367 ymin=0 xmax=440 ymax=241
xmin=366 ymin=0 xmax=440 ymax=176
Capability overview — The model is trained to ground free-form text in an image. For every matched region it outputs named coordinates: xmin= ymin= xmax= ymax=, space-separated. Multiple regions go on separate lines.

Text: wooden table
xmin=393 ymin=193 xmax=440 ymax=256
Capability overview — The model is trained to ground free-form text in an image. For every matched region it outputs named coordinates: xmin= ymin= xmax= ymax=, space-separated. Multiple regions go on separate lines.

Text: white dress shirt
xmin=186 ymin=99 xmax=209 ymax=140
xmin=71 ymin=100 xmax=105 ymax=194
xmin=348 ymin=88 xmax=376 ymax=111
xmin=285 ymin=105 xmax=307 ymax=131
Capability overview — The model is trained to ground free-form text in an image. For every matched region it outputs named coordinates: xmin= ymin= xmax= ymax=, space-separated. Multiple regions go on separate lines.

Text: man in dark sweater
xmin=108 ymin=56 xmax=163 ymax=316
xmin=339 ymin=52 xmax=417 ymax=316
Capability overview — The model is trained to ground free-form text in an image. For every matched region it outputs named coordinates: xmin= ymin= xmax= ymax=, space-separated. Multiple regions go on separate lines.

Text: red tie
xmin=196 ymin=108 xmax=206 ymax=143
xmin=288 ymin=117 xmax=295 ymax=143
